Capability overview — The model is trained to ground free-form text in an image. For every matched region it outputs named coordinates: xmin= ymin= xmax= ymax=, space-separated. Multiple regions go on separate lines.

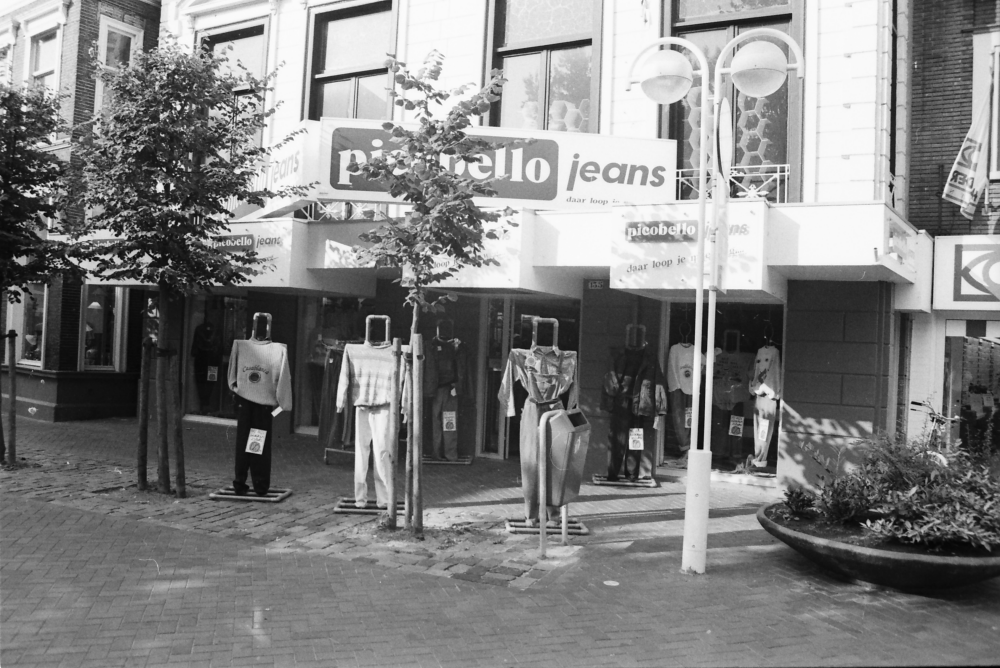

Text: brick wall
xmin=908 ymin=0 xmax=999 ymax=235
xmin=780 ymin=281 xmax=894 ymax=490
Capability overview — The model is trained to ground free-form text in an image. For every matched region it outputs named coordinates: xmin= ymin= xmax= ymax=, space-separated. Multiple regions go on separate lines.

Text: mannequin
xmin=191 ymin=319 xmax=222 ymax=413
xmin=749 ymin=334 xmax=782 ymax=469
xmin=601 ymin=325 xmax=668 ymax=481
xmin=711 ymin=329 xmax=754 ymax=463
xmin=424 ymin=319 xmax=469 ymax=460
xmin=498 ymin=318 xmax=579 ymax=525
xmin=666 ymin=323 xmax=695 ymax=458
xmin=228 ymin=313 xmax=293 ymax=496
xmin=336 ymin=315 xmax=397 ymax=509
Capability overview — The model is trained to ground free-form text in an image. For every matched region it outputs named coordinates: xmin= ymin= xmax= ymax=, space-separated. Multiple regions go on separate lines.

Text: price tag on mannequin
xmin=246 ymin=428 xmax=266 ymax=455
xmin=684 ymin=407 xmax=692 ymax=429
xmin=628 ymin=428 xmax=644 ymax=450
xmin=757 ymin=418 xmax=770 ymax=441
xmin=442 ymin=411 xmax=457 ymax=432
xmin=729 ymin=415 xmax=744 ymax=437
xmin=207 ymin=366 xmax=218 ymax=381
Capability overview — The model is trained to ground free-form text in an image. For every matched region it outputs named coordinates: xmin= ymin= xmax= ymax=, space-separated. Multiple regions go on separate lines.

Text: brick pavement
xmin=2 ymin=416 xmax=1000 ymax=667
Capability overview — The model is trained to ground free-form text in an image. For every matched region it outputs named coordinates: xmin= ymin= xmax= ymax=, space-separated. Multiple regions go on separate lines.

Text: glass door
xmin=480 ymin=297 xmax=513 ymax=458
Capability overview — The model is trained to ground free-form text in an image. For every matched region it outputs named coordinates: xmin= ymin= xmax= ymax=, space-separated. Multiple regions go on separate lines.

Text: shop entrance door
xmin=478 ymin=296 xmax=580 ymax=460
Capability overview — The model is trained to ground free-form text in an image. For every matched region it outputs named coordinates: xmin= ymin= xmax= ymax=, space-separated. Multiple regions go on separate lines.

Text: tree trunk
xmin=384 ymin=337 xmax=401 ymax=530
xmin=137 ymin=337 xmax=153 ymax=490
xmin=5 ymin=331 xmax=16 ymax=468
xmin=171 ymin=352 xmax=186 ymax=498
xmin=412 ymin=332 xmax=424 ymax=535
xmin=156 ymin=287 xmax=171 ymax=494
xmin=404 ymin=353 xmax=413 ymax=531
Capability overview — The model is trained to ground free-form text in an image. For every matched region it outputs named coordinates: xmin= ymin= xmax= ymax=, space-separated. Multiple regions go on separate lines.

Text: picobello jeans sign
xmin=610 ymin=202 xmax=767 ymax=293
xmin=318 ymin=119 xmax=677 ymax=211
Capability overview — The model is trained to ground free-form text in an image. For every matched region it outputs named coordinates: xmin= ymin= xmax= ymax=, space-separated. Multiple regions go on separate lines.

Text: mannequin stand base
xmin=209 ymin=488 xmax=292 ymax=503
xmin=333 ymin=498 xmax=406 ymax=515
xmin=323 ymin=447 xmax=354 ymax=464
xmin=505 ymin=518 xmax=589 ymax=535
xmin=592 ymin=474 xmax=658 ymax=488
xmin=421 ymin=456 xmax=473 ymax=466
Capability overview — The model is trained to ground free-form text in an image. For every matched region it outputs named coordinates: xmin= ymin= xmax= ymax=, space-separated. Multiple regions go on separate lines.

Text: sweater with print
xmin=228 ymin=339 xmax=293 ymax=410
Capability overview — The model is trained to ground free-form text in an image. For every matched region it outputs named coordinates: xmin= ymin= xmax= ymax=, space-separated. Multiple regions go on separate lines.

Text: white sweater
xmin=228 ymin=339 xmax=293 ymax=410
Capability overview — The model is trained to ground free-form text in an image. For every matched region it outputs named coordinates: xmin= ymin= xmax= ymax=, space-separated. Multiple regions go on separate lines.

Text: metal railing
xmin=676 ymin=163 xmax=790 ymax=204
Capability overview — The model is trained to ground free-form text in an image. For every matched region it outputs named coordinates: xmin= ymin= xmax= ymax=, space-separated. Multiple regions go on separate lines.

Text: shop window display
xmin=296 ymin=297 xmax=365 ymax=448
xmin=943 ymin=331 xmax=1000 ymax=450
xmin=82 ymin=286 xmax=119 ymax=368
xmin=19 ymin=283 xmax=45 ymax=364
xmin=186 ymin=296 xmax=247 ymax=418
xmin=664 ymin=302 xmax=782 ymax=472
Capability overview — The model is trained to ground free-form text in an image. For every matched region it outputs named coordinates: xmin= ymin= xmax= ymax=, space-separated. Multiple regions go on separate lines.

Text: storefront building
xmin=903 ymin=1 xmax=1000 ymax=451
xmin=7 ymin=0 xmax=939 ymax=490
xmin=1 ymin=0 xmax=162 ymax=420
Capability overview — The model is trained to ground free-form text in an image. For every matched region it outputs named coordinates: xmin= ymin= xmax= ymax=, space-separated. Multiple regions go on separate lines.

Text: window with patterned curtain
xmin=492 ymin=0 xmax=601 ymax=134
xmin=668 ymin=0 xmax=800 ymax=203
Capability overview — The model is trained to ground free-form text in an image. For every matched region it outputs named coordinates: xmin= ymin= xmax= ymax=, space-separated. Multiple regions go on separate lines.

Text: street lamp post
xmin=627 ymin=29 xmax=803 ymax=574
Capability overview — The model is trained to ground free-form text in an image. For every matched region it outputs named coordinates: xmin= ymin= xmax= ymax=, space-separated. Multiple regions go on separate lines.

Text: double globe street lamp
xmin=626 ymin=29 xmax=804 ymax=574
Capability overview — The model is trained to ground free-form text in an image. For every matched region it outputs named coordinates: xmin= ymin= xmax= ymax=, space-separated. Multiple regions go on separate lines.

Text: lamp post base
xmin=681 ymin=448 xmax=713 ymax=574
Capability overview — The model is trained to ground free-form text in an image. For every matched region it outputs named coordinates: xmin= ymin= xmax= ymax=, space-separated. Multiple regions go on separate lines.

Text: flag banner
xmin=713 ymin=98 xmax=734 ymax=293
xmin=943 ymin=93 xmax=991 ymax=220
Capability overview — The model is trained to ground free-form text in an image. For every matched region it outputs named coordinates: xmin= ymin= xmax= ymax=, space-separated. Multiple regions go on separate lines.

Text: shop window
xmin=185 ymin=295 xmax=247 ymax=419
xmin=295 ymin=297 xmax=365 ymax=439
xmin=19 ymin=284 xmax=46 ymax=366
xmin=490 ymin=0 xmax=600 ymax=133
xmin=94 ymin=16 xmax=143 ymax=114
xmin=308 ymin=2 xmax=393 ymax=121
xmin=80 ymin=285 xmax=126 ymax=370
xmin=30 ymin=30 xmax=58 ymax=90
xmin=942 ymin=320 xmax=1000 ymax=450
xmin=667 ymin=1 xmax=802 ymax=202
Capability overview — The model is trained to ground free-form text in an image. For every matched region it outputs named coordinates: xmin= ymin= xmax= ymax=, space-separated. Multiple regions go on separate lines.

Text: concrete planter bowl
xmin=757 ymin=503 xmax=1000 ymax=591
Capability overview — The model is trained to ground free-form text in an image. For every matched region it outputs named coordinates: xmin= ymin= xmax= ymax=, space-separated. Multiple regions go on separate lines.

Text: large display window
xmin=943 ymin=325 xmax=1000 ymax=450
xmin=184 ymin=295 xmax=247 ymax=419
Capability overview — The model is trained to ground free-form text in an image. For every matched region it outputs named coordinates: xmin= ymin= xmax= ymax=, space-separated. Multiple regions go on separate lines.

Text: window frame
xmin=78 ymin=285 xmax=129 ymax=372
xmin=485 ymin=0 xmax=603 ymax=134
xmin=304 ymin=0 xmax=397 ymax=122
xmin=0 ymin=44 xmax=11 ymax=85
xmin=94 ymin=16 xmax=144 ymax=114
xmin=991 ymin=46 xmax=999 ymax=181
xmin=29 ymin=28 xmax=59 ymax=89
xmin=200 ymin=21 xmax=270 ymax=150
xmin=662 ymin=0 xmax=804 ymax=203
xmin=6 ymin=284 xmax=48 ymax=369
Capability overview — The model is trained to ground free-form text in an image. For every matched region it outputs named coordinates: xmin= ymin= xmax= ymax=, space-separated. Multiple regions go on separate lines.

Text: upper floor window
xmin=492 ymin=0 xmax=600 ymax=133
xmin=308 ymin=2 xmax=393 ymax=121
xmin=31 ymin=30 xmax=58 ymax=90
xmin=668 ymin=0 xmax=801 ymax=202
xmin=203 ymin=24 xmax=268 ymax=147
xmin=95 ymin=17 xmax=143 ymax=113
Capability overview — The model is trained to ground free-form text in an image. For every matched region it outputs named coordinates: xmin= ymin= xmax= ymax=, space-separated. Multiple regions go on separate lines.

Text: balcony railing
xmin=676 ymin=163 xmax=790 ymax=204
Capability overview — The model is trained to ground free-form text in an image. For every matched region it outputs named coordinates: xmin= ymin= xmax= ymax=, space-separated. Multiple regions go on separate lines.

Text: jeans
xmin=354 ymin=405 xmax=393 ymax=507
xmin=431 ymin=386 xmax=459 ymax=460
xmin=234 ymin=396 xmax=273 ymax=496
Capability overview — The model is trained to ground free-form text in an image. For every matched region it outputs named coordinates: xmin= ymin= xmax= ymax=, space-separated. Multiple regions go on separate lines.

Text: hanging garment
xmin=666 ymin=343 xmax=695 ymax=395
xmin=425 ymin=337 xmax=470 ymax=460
xmin=233 ymin=396 xmax=273 ymax=496
xmin=752 ymin=395 xmax=778 ymax=466
xmin=337 ymin=341 xmax=401 ymax=505
xmin=498 ymin=346 xmax=579 ymax=522
xmin=353 ymin=405 xmax=393 ymax=508
xmin=319 ymin=345 xmax=353 ymax=449
xmin=749 ymin=345 xmax=781 ymax=467
xmin=601 ymin=346 xmax=668 ymax=480
xmin=228 ymin=339 xmax=293 ymax=411
xmin=712 ymin=351 xmax=755 ymax=410
xmin=336 ymin=342 xmax=398 ymax=410
xmin=669 ymin=389 xmax=692 ymax=453
xmin=191 ymin=323 xmax=222 ymax=412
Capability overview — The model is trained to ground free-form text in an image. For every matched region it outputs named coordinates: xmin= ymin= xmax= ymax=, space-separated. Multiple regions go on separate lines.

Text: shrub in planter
xmin=792 ymin=433 xmax=1000 ymax=553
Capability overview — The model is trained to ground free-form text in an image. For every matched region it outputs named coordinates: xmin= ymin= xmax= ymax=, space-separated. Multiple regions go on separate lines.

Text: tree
xmin=74 ymin=39 xmax=306 ymax=497
xmin=1 ymin=83 xmax=82 ymax=467
xmin=348 ymin=51 xmax=511 ymax=532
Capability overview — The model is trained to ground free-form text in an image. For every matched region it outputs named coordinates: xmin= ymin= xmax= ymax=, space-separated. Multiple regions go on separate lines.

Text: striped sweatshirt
xmin=228 ymin=339 xmax=293 ymax=411
xmin=336 ymin=342 xmax=399 ymax=410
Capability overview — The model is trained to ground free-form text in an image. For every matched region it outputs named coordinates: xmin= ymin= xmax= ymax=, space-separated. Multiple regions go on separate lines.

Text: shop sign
xmin=321 ymin=119 xmax=676 ymax=211
xmin=934 ymin=236 xmax=1000 ymax=309
xmin=610 ymin=202 xmax=766 ymax=293
xmin=211 ymin=234 xmax=254 ymax=252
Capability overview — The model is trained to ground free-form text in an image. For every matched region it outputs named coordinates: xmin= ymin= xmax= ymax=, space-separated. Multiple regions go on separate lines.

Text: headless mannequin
xmin=426 ymin=319 xmax=466 ymax=460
